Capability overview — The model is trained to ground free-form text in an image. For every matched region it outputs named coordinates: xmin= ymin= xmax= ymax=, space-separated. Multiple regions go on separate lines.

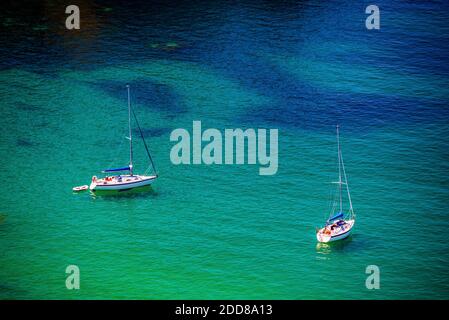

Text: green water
xmin=1 ymin=0 xmax=449 ymax=299
xmin=1 ymin=65 xmax=448 ymax=299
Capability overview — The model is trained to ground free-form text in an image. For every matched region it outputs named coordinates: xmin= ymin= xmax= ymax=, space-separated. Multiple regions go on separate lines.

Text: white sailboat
xmin=316 ymin=125 xmax=355 ymax=243
xmin=89 ymin=85 xmax=158 ymax=192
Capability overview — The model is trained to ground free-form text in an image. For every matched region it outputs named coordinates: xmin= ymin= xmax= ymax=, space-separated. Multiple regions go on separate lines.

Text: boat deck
xmin=95 ymin=175 xmax=142 ymax=185
xmin=317 ymin=219 xmax=355 ymax=242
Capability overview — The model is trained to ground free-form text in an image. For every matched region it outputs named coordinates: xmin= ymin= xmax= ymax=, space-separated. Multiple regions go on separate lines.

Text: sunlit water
xmin=0 ymin=1 xmax=448 ymax=299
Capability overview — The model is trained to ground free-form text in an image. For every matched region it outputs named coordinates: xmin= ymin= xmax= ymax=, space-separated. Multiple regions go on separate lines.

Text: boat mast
xmin=127 ymin=85 xmax=133 ymax=176
xmin=341 ymin=150 xmax=354 ymax=219
xmin=337 ymin=125 xmax=342 ymax=213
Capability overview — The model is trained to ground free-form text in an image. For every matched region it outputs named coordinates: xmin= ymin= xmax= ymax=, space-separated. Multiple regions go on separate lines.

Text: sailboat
xmin=89 ymin=85 xmax=158 ymax=192
xmin=316 ymin=125 xmax=355 ymax=243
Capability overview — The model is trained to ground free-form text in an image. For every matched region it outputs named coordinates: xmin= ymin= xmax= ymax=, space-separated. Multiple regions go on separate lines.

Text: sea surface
xmin=0 ymin=0 xmax=448 ymax=299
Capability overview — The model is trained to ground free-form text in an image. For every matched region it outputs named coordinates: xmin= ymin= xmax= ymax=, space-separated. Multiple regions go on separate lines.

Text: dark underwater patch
xmin=240 ymin=76 xmax=449 ymax=135
xmin=133 ymin=127 xmax=170 ymax=138
xmin=16 ymin=102 xmax=40 ymax=112
xmin=90 ymin=79 xmax=187 ymax=117
xmin=16 ymin=138 xmax=35 ymax=147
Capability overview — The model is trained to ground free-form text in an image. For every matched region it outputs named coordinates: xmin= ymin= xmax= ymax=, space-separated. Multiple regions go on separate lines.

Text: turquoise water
xmin=0 ymin=1 xmax=449 ymax=299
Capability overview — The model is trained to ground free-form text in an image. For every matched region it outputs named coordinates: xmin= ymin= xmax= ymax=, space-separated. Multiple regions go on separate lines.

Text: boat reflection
xmin=316 ymin=235 xmax=353 ymax=255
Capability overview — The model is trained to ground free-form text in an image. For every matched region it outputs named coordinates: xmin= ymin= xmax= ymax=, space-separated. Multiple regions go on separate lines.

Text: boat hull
xmin=316 ymin=219 xmax=355 ymax=243
xmin=90 ymin=175 xmax=157 ymax=191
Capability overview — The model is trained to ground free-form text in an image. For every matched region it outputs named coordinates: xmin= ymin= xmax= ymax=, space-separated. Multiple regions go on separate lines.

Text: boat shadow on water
xmin=315 ymin=233 xmax=371 ymax=256
xmin=89 ymin=185 xmax=158 ymax=199
xmin=316 ymin=236 xmax=354 ymax=254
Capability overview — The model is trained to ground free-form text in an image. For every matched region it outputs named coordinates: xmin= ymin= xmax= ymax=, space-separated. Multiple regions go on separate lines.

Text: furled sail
xmin=327 ymin=212 xmax=344 ymax=224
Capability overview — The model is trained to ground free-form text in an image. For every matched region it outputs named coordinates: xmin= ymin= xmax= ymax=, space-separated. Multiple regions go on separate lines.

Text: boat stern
xmin=316 ymin=228 xmax=331 ymax=243
xmin=89 ymin=176 xmax=98 ymax=191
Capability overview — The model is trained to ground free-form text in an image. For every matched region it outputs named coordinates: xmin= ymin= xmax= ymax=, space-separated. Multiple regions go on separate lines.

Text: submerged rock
xmin=17 ymin=139 xmax=34 ymax=147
